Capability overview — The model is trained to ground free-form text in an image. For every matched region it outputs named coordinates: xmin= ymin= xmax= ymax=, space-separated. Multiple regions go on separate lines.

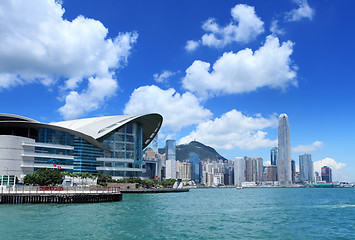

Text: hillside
xmin=158 ymin=141 xmax=227 ymax=162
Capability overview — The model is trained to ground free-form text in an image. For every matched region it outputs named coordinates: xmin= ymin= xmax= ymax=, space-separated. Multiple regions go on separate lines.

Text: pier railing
xmin=0 ymin=186 xmax=120 ymax=194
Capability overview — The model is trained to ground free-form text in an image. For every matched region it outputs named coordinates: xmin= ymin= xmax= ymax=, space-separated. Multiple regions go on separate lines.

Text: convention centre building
xmin=0 ymin=113 xmax=162 ymax=183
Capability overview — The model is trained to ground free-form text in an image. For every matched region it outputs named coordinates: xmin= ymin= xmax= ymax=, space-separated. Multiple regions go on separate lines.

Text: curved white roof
xmin=0 ymin=113 xmax=163 ymax=150
xmin=51 ymin=113 xmax=162 ymax=148
xmin=0 ymin=113 xmax=39 ymax=123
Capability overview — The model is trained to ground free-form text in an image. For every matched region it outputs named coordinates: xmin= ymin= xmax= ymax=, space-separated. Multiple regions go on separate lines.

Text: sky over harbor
xmin=0 ymin=0 xmax=354 ymax=181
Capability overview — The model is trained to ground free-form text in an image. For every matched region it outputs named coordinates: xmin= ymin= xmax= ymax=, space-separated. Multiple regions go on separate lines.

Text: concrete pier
xmin=0 ymin=186 xmax=122 ymax=204
xmin=0 ymin=192 xmax=122 ymax=204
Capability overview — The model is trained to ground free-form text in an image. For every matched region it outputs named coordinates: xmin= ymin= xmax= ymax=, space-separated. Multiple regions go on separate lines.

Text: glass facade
xmin=73 ymin=137 xmax=103 ymax=174
xmin=189 ymin=152 xmax=200 ymax=183
xmin=98 ymin=122 xmax=143 ymax=177
xmin=271 ymin=147 xmax=278 ymax=166
xmin=0 ymin=175 xmax=16 ymax=186
xmin=36 ymin=128 xmax=104 ymax=174
xmin=165 ymin=140 xmax=176 ymax=161
xmin=321 ymin=166 xmax=332 ymax=183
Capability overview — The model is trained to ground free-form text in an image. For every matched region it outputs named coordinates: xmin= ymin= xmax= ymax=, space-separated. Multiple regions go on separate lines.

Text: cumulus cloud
xmin=153 ymin=70 xmax=176 ymax=83
xmin=264 ymin=161 xmax=271 ymax=166
xmin=270 ymin=20 xmax=285 ymax=35
xmin=185 ymin=4 xmax=264 ymax=50
xmin=123 ymin=85 xmax=212 ymax=131
xmin=313 ymin=158 xmax=346 ymax=181
xmin=313 ymin=158 xmax=346 ymax=172
xmin=182 ymin=35 xmax=297 ymax=99
xmin=292 ymin=141 xmax=323 ymax=153
xmin=0 ymin=0 xmax=137 ymax=119
xmin=185 ymin=40 xmax=200 ymax=52
xmin=286 ymin=0 xmax=314 ymax=22
xmin=179 ymin=109 xmax=277 ymax=150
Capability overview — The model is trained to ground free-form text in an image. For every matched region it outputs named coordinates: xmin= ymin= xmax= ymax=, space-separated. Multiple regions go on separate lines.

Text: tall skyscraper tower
xmin=299 ymin=154 xmax=314 ymax=183
xmin=271 ymin=147 xmax=278 ymax=166
xmin=165 ymin=140 xmax=176 ymax=179
xmin=189 ymin=152 xmax=200 ymax=184
xmin=278 ymin=113 xmax=291 ymax=186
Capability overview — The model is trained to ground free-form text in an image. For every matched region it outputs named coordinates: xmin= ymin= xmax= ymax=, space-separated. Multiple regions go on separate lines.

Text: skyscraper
xmin=165 ymin=140 xmax=176 ymax=179
xmin=278 ymin=113 xmax=291 ymax=186
xmin=234 ymin=157 xmax=245 ymax=187
xmin=291 ymin=159 xmax=296 ymax=182
xmin=299 ymin=154 xmax=314 ymax=183
xmin=321 ymin=166 xmax=332 ymax=183
xmin=189 ymin=152 xmax=200 ymax=184
xmin=271 ymin=147 xmax=278 ymax=166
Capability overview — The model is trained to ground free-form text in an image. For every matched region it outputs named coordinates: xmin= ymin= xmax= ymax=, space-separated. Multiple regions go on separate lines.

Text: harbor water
xmin=0 ymin=188 xmax=354 ymax=239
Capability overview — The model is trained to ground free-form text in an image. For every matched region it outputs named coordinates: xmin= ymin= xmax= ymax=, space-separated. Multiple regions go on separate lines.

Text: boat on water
xmin=236 ymin=186 xmax=243 ymax=189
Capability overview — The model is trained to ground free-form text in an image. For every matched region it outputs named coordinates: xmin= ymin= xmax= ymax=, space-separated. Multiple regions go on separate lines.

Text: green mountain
xmin=159 ymin=141 xmax=227 ymax=162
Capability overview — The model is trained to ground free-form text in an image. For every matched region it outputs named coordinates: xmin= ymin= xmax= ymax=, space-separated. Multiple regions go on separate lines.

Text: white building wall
xmin=0 ymin=135 xmax=35 ymax=180
xmin=165 ymin=159 xmax=177 ymax=179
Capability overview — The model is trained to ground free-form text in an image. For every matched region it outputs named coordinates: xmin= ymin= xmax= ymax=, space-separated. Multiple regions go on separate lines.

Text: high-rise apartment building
xmin=321 ymin=166 xmax=332 ymax=183
xmin=245 ymin=157 xmax=263 ymax=183
xmin=234 ymin=157 xmax=245 ymax=187
xmin=278 ymin=113 xmax=291 ymax=186
xmin=176 ymin=161 xmax=191 ymax=182
xmin=267 ymin=165 xmax=277 ymax=181
xmin=299 ymin=154 xmax=314 ymax=183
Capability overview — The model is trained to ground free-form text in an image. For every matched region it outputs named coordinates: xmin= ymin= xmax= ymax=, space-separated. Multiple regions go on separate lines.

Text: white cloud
xmin=292 ymin=141 xmax=323 ymax=153
xmin=179 ymin=109 xmax=277 ymax=150
xmin=0 ymin=0 xmax=137 ymax=119
xmin=313 ymin=158 xmax=346 ymax=172
xmin=286 ymin=0 xmax=314 ymax=22
xmin=123 ymin=85 xmax=212 ymax=131
xmin=270 ymin=20 xmax=285 ymax=35
xmin=153 ymin=70 xmax=176 ymax=83
xmin=264 ymin=161 xmax=271 ymax=166
xmin=313 ymin=158 xmax=346 ymax=181
xmin=182 ymin=35 xmax=297 ymax=99
xmin=58 ymin=75 xmax=118 ymax=119
xmin=185 ymin=4 xmax=264 ymax=50
xmin=185 ymin=40 xmax=200 ymax=52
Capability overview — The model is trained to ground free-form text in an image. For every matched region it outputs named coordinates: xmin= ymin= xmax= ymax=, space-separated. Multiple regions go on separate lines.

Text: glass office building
xmin=321 ymin=166 xmax=332 ymax=183
xmin=0 ymin=113 xmax=162 ymax=181
xmin=189 ymin=152 xmax=200 ymax=184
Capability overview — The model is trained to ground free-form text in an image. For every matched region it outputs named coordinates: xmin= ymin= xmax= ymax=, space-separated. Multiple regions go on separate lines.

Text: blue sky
xmin=0 ymin=0 xmax=354 ymax=181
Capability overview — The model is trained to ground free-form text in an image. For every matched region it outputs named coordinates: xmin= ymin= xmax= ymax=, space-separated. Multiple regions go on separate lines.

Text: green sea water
xmin=0 ymin=188 xmax=354 ymax=239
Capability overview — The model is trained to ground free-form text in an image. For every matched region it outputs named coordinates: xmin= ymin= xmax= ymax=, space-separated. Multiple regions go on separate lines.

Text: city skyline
xmin=0 ymin=0 xmax=353 ymax=181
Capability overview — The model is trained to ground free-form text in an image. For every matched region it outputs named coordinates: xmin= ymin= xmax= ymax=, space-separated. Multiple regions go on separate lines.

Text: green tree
xmin=23 ymin=168 xmax=62 ymax=186
xmin=97 ymin=173 xmax=114 ymax=185
xmin=161 ymin=179 xmax=177 ymax=188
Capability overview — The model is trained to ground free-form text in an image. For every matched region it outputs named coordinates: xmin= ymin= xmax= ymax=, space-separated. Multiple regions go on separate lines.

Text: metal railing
xmin=0 ymin=186 xmax=120 ymax=194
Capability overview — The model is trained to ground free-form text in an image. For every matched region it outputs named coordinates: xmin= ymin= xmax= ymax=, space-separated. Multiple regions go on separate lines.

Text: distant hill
xmin=158 ymin=141 xmax=227 ymax=162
